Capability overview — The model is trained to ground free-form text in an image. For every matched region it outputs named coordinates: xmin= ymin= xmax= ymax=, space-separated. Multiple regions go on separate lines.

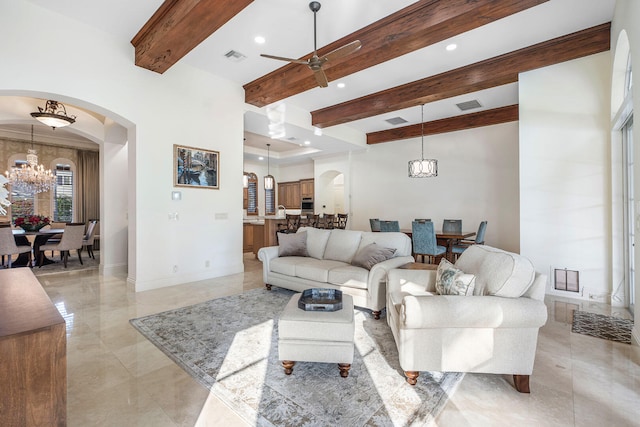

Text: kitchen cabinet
xmin=300 ymin=179 xmax=314 ymax=199
xmin=278 ymin=179 xmax=314 ymax=209
xmin=243 ymin=223 xmax=254 ymax=252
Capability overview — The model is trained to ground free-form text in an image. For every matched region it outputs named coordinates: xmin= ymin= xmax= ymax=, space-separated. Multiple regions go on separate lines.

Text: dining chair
xmin=380 ymin=220 xmax=400 ymax=232
xmin=452 ymin=220 xmax=488 ymax=260
xmin=46 ymin=221 xmax=66 ymax=257
xmin=411 ymin=220 xmax=446 ymax=264
xmin=414 ymin=218 xmax=431 ymax=223
xmin=38 ymin=222 xmax=85 ymax=268
xmin=80 ymin=220 xmax=99 ymax=259
xmin=369 ymin=218 xmax=381 ymax=232
xmin=0 ymin=226 xmax=32 ymax=268
xmin=442 ymin=219 xmax=462 ymax=233
xmin=336 ymin=213 xmax=348 ymax=229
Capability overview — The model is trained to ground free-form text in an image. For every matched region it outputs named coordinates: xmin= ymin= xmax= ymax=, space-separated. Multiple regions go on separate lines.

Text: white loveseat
xmin=258 ymin=227 xmax=413 ymax=319
xmin=387 ymin=245 xmax=548 ymax=392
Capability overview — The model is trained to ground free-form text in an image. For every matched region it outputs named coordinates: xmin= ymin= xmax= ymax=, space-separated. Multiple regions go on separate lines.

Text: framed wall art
xmin=174 ymin=144 xmax=219 ymax=189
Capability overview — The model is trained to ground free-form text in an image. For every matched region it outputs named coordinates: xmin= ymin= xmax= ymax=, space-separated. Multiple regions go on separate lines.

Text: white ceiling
xmin=20 ymin=0 xmax=615 ymax=164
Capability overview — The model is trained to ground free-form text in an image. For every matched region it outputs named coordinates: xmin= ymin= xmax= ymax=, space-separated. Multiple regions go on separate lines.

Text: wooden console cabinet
xmin=0 ymin=269 xmax=66 ymax=426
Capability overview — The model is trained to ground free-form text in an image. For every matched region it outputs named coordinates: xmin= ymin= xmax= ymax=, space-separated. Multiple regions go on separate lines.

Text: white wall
xmin=519 ymin=52 xmax=611 ymax=301
xmin=315 ymin=122 xmax=521 ymax=251
xmin=0 ymin=2 xmax=245 ymax=291
xmin=612 ymin=0 xmax=640 ymax=343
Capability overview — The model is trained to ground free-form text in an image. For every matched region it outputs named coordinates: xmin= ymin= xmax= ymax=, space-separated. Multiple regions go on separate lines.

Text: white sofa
xmin=258 ymin=227 xmax=413 ymax=319
xmin=387 ymin=245 xmax=548 ymax=392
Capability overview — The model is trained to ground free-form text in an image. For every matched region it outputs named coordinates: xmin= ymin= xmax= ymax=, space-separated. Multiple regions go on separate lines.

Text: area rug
xmin=572 ymin=310 xmax=633 ymax=344
xmin=31 ymin=251 xmax=100 ymax=276
xmin=130 ymin=288 xmax=463 ymax=426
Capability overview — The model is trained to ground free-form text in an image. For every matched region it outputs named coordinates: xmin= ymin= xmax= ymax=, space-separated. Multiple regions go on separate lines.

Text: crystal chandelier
xmin=408 ymin=104 xmax=438 ymax=178
xmin=4 ymin=126 xmax=56 ymax=194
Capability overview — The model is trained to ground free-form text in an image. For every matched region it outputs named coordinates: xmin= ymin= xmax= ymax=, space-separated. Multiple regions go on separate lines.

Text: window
xmin=54 ymin=164 xmax=73 ymax=222
xmin=244 ymin=173 xmax=258 ymax=216
xmin=265 ymin=183 xmax=276 ymax=215
xmin=9 ymin=160 xmax=35 ymax=222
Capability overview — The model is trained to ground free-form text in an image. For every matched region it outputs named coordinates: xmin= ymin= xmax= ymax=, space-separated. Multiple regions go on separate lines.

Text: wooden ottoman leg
xmin=338 ymin=363 xmax=351 ymax=378
xmin=265 ymin=284 xmax=272 ymax=290
xmin=282 ymin=360 xmax=295 ymax=375
xmin=513 ymin=374 xmax=530 ymax=393
xmin=371 ymin=310 xmax=381 ymax=320
xmin=405 ymin=371 xmax=419 ymax=385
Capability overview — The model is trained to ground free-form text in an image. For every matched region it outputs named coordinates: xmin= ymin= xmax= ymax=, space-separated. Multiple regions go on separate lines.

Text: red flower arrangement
xmin=14 ymin=215 xmax=51 ymax=231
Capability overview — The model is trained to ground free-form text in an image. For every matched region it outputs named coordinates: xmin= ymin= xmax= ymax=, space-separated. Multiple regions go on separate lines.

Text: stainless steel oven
xmin=301 ymin=197 xmax=314 ymax=215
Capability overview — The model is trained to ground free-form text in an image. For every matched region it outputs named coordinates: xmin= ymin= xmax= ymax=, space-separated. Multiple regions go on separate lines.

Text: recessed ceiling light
xmin=254 ymin=36 xmax=266 ymax=44
xmin=258 ymin=156 xmax=264 ymax=160
xmin=337 ymin=82 xmax=346 ymax=89
xmin=314 ymin=127 xmax=322 ymax=136
xmin=446 ymin=43 xmax=457 ymax=51
xmin=304 ymin=140 xmax=311 ymax=145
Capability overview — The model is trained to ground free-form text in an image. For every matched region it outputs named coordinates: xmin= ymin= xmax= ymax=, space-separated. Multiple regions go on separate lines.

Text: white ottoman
xmin=278 ymin=293 xmax=355 ymax=378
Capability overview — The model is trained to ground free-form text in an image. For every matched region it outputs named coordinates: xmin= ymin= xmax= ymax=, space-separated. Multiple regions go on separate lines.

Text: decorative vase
xmin=20 ymin=224 xmax=46 ymax=232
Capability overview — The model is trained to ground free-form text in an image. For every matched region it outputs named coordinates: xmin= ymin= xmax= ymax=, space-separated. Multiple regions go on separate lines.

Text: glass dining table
xmin=12 ymin=228 xmax=65 ymax=266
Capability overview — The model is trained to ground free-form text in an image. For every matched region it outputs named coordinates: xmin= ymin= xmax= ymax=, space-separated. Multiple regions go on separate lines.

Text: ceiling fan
xmin=260 ymin=1 xmax=362 ymax=88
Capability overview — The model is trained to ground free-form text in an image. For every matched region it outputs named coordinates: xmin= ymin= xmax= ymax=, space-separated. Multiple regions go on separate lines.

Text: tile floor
xmin=34 ymin=253 xmax=640 ymax=426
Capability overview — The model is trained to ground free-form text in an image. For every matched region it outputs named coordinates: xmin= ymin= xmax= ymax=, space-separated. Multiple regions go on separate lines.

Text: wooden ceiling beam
xmin=243 ymin=0 xmax=548 ymax=108
xmin=313 ymin=23 xmax=611 ymax=129
xmin=367 ymin=105 xmax=519 ymax=145
xmin=131 ymin=0 xmax=254 ymax=74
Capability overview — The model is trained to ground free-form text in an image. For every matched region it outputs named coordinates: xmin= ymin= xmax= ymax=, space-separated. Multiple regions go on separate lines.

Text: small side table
xmin=278 ymin=293 xmax=355 ymax=378
xmin=398 ymin=262 xmax=438 ymax=271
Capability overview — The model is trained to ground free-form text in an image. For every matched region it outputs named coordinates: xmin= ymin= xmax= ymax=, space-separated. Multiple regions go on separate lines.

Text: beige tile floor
xmin=35 ymin=253 xmax=640 ymax=426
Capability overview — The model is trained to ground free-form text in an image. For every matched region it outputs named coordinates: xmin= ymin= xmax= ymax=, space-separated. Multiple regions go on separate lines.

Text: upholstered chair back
xmin=411 ymin=220 xmax=437 ymax=254
xmin=476 ymin=221 xmax=488 ymax=244
xmin=442 ymin=219 xmax=462 ymax=233
xmin=380 ymin=220 xmax=400 ymax=232
xmin=369 ymin=218 xmax=380 ymax=232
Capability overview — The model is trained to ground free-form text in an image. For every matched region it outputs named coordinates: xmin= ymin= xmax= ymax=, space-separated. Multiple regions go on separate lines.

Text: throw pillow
xmin=435 ymin=258 xmax=476 ymax=296
xmin=351 ymin=243 xmax=396 ymax=270
xmin=278 ymin=231 xmax=309 ymax=257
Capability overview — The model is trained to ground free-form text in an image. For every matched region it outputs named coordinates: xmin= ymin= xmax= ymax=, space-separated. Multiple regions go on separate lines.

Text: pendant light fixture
xmin=4 ymin=125 xmax=56 ymax=194
xmin=31 ymin=100 xmax=76 ymax=129
xmin=264 ymin=143 xmax=274 ymax=190
xmin=408 ymin=104 xmax=438 ymax=178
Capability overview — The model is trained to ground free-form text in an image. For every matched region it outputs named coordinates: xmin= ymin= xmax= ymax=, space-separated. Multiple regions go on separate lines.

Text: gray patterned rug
xmin=572 ymin=310 xmax=634 ymax=344
xmin=130 ymin=288 xmax=463 ymax=426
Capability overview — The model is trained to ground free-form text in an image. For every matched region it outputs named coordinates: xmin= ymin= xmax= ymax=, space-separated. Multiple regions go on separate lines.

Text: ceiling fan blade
xmin=322 ymin=40 xmax=362 ymax=62
xmin=312 ymin=68 xmax=329 ymax=88
xmin=260 ymin=54 xmax=309 ymax=65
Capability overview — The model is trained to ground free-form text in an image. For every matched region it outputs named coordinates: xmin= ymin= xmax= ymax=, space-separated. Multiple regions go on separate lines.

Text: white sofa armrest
xmin=401 ymin=295 xmax=548 ymax=329
xmin=364 ymin=256 xmax=414 ymax=311
xmin=257 ymin=246 xmax=279 ymax=283
xmin=388 ymin=268 xmax=438 ymax=294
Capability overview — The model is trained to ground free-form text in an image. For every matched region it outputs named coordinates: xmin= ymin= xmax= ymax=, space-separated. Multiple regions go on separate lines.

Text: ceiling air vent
xmin=385 ymin=117 xmax=408 ymax=125
xmin=224 ymin=50 xmax=247 ymax=62
xmin=456 ymin=100 xmax=482 ymax=111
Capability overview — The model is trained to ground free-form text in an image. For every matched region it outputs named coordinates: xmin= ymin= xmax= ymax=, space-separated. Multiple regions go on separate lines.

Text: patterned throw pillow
xmin=435 ymin=258 xmax=476 ymax=296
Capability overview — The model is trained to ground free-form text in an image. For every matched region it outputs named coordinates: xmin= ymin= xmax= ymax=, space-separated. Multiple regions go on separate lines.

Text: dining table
xmin=401 ymin=229 xmax=476 ymax=262
xmin=12 ymin=228 xmax=65 ymax=267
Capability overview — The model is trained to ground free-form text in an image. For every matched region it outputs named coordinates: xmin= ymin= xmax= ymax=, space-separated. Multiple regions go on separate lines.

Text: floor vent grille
xmin=554 ymin=268 xmax=579 ymax=292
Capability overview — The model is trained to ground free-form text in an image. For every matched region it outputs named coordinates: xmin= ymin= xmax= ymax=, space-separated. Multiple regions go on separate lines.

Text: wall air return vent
xmin=385 ymin=117 xmax=408 ymax=125
xmin=554 ymin=268 xmax=579 ymax=292
xmin=224 ymin=50 xmax=247 ymax=62
xmin=456 ymin=100 xmax=482 ymax=111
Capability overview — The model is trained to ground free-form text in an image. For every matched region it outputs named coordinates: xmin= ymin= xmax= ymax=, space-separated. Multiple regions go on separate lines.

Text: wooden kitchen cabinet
xmin=278 ymin=181 xmax=300 ymax=209
xmin=300 ymin=179 xmax=314 ymax=199
xmin=243 ymin=223 xmax=254 ymax=252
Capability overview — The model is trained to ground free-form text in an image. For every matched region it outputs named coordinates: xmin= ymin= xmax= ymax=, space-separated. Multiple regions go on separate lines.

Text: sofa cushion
xmin=327 ymin=265 xmax=369 ymax=289
xmin=270 ymin=256 xmax=308 ymax=276
xmin=455 ymin=245 xmax=535 ymax=297
xmin=298 ymin=227 xmax=331 ymax=259
xmin=295 ymin=259 xmax=346 ymax=282
xmin=435 ymin=258 xmax=476 ymax=296
xmin=278 ymin=231 xmax=308 ymax=257
xmin=323 ymin=229 xmax=363 ymax=263
xmin=350 ymin=243 xmax=396 ymax=270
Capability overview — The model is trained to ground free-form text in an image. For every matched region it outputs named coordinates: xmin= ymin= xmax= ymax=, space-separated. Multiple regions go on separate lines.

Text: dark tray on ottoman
xmin=298 ymin=288 xmax=343 ymax=312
